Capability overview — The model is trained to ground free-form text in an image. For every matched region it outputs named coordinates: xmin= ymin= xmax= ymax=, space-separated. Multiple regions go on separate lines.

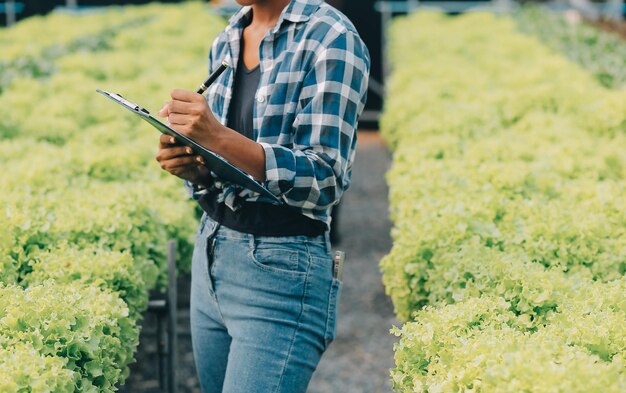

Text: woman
xmin=155 ymin=0 xmax=369 ymax=391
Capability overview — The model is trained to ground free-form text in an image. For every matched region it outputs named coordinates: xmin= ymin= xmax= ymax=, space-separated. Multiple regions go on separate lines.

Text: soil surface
xmin=119 ymin=131 xmax=398 ymax=393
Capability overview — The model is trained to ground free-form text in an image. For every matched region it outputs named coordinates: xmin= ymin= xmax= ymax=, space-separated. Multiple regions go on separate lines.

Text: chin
xmin=235 ymin=0 xmax=258 ymax=5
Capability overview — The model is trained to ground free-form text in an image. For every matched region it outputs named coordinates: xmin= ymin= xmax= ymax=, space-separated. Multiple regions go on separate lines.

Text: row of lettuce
xmin=380 ymin=10 xmax=625 ymax=392
xmin=515 ymin=7 xmax=626 ymax=90
xmin=0 ymin=3 xmax=224 ymax=391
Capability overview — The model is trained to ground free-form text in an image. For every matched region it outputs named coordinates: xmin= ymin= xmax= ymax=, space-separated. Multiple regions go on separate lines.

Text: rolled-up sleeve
xmin=261 ymin=30 xmax=370 ymax=212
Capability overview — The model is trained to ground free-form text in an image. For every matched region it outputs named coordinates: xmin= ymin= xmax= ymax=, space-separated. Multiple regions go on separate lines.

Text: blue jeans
xmin=190 ymin=213 xmax=342 ymax=393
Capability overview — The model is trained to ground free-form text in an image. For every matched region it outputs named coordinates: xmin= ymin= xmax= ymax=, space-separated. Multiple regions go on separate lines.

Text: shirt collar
xmin=227 ymin=0 xmax=323 ymax=30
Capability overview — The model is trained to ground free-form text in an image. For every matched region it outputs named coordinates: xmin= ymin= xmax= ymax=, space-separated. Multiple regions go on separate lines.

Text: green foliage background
xmin=3 ymin=3 xmax=626 ymax=392
xmin=380 ymin=11 xmax=626 ymax=392
xmin=0 ymin=2 xmax=225 ymax=390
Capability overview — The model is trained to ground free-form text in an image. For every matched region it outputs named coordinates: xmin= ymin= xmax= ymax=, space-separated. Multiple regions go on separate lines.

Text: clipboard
xmin=96 ymin=89 xmax=282 ymax=205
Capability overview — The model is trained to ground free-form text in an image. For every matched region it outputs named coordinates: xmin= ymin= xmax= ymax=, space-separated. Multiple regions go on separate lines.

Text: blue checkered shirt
xmin=185 ymin=0 xmax=370 ymax=227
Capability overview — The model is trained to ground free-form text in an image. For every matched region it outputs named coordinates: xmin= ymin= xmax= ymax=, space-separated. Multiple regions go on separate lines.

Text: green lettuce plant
xmin=0 ymin=282 xmax=138 ymax=392
xmin=0 ymin=1 xmax=225 ymax=389
xmin=516 ymin=7 xmax=626 ymax=90
xmin=381 ymin=11 xmax=626 ymax=392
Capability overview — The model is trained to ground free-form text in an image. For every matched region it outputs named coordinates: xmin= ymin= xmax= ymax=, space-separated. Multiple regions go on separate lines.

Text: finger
xmin=160 ymin=156 xmax=195 ymax=171
xmin=158 ymin=102 xmax=171 ymax=117
xmin=179 ymin=155 xmax=206 ymax=167
xmin=171 ymin=89 xmax=203 ymax=103
xmin=159 ymin=133 xmax=178 ymax=148
xmin=170 ymin=163 xmax=204 ymax=177
xmin=161 ymin=155 xmax=205 ymax=171
xmin=168 ymin=99 xmax=199 ymax=115
xmin=169 ymin=167 xmax=188 ymax=177
xmin=168 ymin=113 xmax=192 ymax=126
xmin=156 ymin=146 xmax=194 ymax=162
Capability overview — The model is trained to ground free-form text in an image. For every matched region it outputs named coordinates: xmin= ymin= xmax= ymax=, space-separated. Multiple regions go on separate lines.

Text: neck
xmin=250 ymin=0 xmax=291 ymax=27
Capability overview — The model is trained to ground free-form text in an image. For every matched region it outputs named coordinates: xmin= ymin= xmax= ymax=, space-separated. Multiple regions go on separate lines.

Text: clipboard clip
xmin=98 ymin=89 xmax=149 ymax=114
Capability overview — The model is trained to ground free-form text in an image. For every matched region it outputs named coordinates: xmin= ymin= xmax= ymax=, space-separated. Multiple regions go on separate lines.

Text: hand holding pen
xmin=159 ymin=60 xmax=230 ymax=118
xmin=158 ymin=60 xmax=230 ymax=133
xmin=155 ymin=61 xmax=230 ymax=181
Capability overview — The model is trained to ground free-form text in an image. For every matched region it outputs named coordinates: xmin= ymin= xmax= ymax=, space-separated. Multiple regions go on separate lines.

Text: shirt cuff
xmin=260 ymin=142 xmax=297 ymax=197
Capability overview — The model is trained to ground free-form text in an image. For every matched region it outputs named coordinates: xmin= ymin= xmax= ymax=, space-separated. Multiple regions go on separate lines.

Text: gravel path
xmin=120 ymin=131 xmax=397 ymax=393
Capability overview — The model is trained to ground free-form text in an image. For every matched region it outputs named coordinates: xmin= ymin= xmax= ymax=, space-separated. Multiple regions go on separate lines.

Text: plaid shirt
xmin=186 ymin=0 xmax=370 ymax=227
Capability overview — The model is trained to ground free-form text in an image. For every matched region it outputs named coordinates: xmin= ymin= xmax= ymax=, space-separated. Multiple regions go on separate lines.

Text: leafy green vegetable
xmin=381 ymin=11 xmax=626 ymax=392
xmin=0 ymin=340 xmax=76 ymax=393
xmin=0 ymin=282 xmax=138 ymax=392
xmin=516 ymin=7 xmax=626 ymax=90
xmin=0 ymin=1 xmax=225 ymax=389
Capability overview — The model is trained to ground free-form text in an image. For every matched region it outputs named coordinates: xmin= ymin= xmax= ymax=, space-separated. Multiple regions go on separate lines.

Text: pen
xmin=197 ymin=61 xmax=230 ymax=94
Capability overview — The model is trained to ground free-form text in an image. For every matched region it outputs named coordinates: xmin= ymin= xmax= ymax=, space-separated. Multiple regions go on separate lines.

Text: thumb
xmin=158 ymin=103 xmax=170 ymax=117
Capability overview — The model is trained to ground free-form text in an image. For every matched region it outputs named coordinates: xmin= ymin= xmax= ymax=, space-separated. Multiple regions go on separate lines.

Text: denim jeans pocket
xmin=249 ymin=239 xmax=307 ymax=277
xmin=250 ymin=236 xmax=309 ymax=278
xmin=324 ymin=277 xmax=342 ymax=348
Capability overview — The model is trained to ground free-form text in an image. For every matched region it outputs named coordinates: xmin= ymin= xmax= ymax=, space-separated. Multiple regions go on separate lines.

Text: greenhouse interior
xmin=1 ymin=0 xmax=625 ymax=392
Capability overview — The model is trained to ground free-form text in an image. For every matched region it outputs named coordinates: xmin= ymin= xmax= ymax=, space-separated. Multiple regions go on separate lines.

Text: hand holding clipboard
xmin=96 ymin=62 xmax=282 ymax=204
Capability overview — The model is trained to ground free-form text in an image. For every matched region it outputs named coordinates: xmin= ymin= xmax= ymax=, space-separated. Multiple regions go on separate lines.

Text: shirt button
xmin=256 ymin=95 xmax=265 ymax=103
